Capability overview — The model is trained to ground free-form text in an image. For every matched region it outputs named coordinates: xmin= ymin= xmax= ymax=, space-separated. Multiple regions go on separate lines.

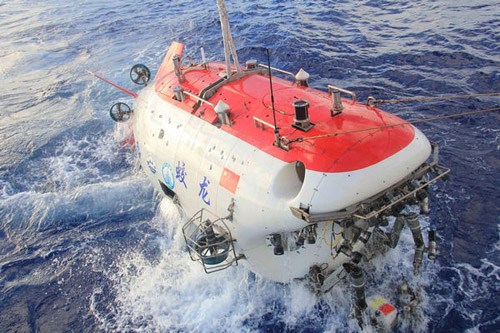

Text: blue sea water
xmin=0 ymin=0 xmax=499 ymax=332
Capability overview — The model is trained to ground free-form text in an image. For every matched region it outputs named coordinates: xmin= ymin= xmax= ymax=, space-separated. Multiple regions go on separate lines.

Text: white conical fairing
xmin=216 ymin=0 xmax=241 ymax=77
xmin=295 ymin=68 xmax=310 ymax=81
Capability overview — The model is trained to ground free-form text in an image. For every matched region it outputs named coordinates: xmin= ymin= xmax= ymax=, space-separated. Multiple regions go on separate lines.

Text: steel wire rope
xmin=289 ymin=106 xmax=500 ymax=143
xmin=370 ymin=92 xmax=500 ymax=105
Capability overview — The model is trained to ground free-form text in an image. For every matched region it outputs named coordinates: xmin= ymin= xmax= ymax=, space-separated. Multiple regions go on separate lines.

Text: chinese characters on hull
xmin=199 ymin=176 xmax=211 ymax=205
xmin=176 ymin=161 xmax=188 ymax=189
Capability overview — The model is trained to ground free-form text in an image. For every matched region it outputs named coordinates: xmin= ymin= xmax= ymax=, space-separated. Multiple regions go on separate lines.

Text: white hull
xmin=133 ymin=85 xmax=431 ymax=282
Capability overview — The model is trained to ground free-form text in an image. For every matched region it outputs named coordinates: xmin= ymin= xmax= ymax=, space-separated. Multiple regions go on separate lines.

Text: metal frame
xmin=182 ymin=209 xmax=240 ymax=274
xmin=192 ymin=67 xmax=267 ymax=111
xmin=290 ymin=143 xmax=450 ymax=223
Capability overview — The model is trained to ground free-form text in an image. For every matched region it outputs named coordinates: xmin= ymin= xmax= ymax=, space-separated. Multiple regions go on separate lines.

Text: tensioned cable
xmin=369 ymin=92 xmax=500 ymax=105
xmin=290 ymin=106 xmax=500 ymax=143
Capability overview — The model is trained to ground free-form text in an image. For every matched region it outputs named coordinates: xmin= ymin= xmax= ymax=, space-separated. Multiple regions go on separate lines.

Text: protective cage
xmin=182 ymin=209 xmax=239 ymax=273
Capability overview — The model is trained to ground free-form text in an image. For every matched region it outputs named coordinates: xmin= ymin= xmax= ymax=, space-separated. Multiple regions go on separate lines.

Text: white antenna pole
xmin=200 ymin=47 xmax=207 ymax=65
xmin=216 ymin=0 xmax=241 ymax=78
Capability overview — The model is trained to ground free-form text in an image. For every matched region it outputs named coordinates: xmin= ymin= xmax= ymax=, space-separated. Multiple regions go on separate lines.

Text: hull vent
xmin=292 ymin=100 xmax=314 ymax=132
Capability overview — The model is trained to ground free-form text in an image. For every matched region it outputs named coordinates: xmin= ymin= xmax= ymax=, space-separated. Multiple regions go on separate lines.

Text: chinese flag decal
xmin=220 ymin=168 xmax=240 ymax=194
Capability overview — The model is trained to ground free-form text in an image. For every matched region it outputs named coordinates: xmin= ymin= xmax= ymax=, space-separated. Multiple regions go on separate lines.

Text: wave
xmin=0 ymin=176 xmax=154 ymax=238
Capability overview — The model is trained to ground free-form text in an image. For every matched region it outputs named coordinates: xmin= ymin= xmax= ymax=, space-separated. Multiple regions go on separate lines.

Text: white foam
xmin=92 ymin=200 xmax=441 ymax=332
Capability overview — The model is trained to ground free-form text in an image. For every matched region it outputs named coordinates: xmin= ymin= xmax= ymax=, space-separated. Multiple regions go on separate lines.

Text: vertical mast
xmin=216 ymin=0 xmax=241 ymax=78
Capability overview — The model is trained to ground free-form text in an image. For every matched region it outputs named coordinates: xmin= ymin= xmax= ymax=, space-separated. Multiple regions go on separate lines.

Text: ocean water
xmin=0 ymin=0 xmax=498 ymax=332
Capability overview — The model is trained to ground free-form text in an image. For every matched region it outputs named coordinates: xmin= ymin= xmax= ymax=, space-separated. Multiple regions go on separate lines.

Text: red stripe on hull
xmin=155 ymin=63 xmax=414 ymax=172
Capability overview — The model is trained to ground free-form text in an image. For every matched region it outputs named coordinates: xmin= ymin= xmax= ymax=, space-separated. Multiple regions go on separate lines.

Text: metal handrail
xmin=183 ymin=90 xmax=215 ymax=108
xmin=258 ymin=64 xmax=295 ymax=80
xmin=328 ymin=85 xmax=357 ymax=103
xmin=253 ymin=116 xmax=276 ymax=130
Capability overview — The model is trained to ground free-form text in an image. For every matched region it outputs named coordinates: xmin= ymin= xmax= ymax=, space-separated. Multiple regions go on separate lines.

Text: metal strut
xmin=405 ymin=214 xmax=425 ymax=275
xmin=344 ymin=263 xmax=368 ymax=327
xmin=216 ymin=0 xmax=241 ymax=78
xmin=386 ymin=213 xmax=436 ymax=275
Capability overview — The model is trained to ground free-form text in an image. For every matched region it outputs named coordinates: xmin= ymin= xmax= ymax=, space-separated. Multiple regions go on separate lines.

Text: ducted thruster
xmin=130 ymin=64 xmax=151 ymax=85
xmin=109 ymin=102 xmax=132 ymax=122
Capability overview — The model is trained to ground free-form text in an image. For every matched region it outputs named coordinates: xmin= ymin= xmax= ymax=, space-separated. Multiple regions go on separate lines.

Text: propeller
xmin=195 ymin=223 xmax=231 ymax=265
xmin=109 ymin=102 xmax=132 ymax=122
xmin=130 ymin=64 xmax=151 ymax=85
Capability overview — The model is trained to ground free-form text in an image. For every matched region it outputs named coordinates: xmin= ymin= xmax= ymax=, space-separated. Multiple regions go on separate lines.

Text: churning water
xmin=0 ymin=0 xmax=498 ymax=332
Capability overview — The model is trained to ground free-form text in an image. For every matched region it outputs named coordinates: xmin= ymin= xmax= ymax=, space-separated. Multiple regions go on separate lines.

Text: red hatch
xmin=154 ymin=62 xmax=414 ymax=173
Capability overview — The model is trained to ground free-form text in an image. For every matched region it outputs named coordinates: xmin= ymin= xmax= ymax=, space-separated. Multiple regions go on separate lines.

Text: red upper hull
xmin=154 ymin=62 xmax=414 ymax=173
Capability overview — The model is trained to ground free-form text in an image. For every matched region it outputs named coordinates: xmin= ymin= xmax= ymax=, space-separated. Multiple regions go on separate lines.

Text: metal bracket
xmin=320 ymin=265 xmax=348 ymax=293
xmin=328 ymin=85 xmax=357 ymax=104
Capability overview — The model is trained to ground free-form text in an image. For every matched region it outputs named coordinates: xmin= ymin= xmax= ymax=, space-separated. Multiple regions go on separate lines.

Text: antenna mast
xmin=216 ymin=0 xmax=241 ymax=78
xmin=266 ymin=49 xmax=280 ymax=147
